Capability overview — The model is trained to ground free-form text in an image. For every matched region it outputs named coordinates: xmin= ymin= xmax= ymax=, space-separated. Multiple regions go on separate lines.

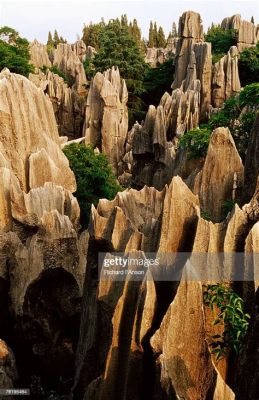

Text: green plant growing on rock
xmin=203 ymin=284 xmax=250 ymax=360
xmin=179 ymin=127 xmax=212 ymax=159
xmin=63 ymin=144 xmax=122 ymax=228
xmin=205 ymin=25 xmax=237 ymax=63
xmin=221 ymin=199 xmax=237 ymax=219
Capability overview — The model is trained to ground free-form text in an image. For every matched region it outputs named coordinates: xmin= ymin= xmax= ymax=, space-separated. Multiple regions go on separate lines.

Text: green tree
xmin=53 ymin=29 xmax=60 ymax=46
xmin=92 ymin=20 xmax=149 ymax=126
xmin=205 ymin=25 xmax=237 ymax=63
xmin=251 ymin=16 xmax=255 ymax=24
xmin=148 ymin=21 xmax=155 ymax=47
xmin=239 ymin=43 xmax=259 ymax=86
xmin=153 ymin=22 xmax=158 ymax=47
xmin=157 ymin=26 xmax=166 ymax=47
xmin=171 ymin=22 xmax=178 ymax=37
xmin=0 ymin=26 xmax=34 ymax=77
xmin=63 ymin=144 xmax=122 ymax=228
xmin=131 ymin=19 xmax=141 ymax=45
xmin=47 ymin=31 xmax=54 ymax=48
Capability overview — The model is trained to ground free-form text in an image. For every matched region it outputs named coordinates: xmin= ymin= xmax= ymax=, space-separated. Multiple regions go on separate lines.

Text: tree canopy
xmin=0 ymin=26 xmax=34 ymax=76
xmin=205 ymin=25 xmax=238 ymax=63
xmin=63 ymin=144 xmax=122 ymax=228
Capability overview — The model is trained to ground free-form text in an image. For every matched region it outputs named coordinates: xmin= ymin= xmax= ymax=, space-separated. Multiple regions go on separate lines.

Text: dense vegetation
xmin=47 ymin=29 xmax=67 ymax=51
xmin=179 ymin=83 xmax=259 ymax=161
xmin=205 ymin=25 xmax=238 ymax=63
xmin=0 ymin=26 xmax=34 ymax=76
xmin=203 ymin=284 xmax=250 ymax=359
xmin=239 ymin=43 xmax=259 ymax=86
xmin=63 ymin=144 xmax=121 ymax=227
xmin=148 ymin=21 xmax=166 ymax=48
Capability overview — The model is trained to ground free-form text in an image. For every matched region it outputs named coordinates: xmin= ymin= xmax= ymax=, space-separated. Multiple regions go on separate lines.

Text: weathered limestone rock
xmin=242 ymin=113 xmax=259 ymax=204
xmin=84 ymin=67 xmax=128 ymax=174
xmin=0 ymin=340 xmax=18 ymax=391
xmin=0 ymin=69 xmax=76 ymax=193
xmin=51 ymin=42 xmax=87 ymax=94
xmin=29 ymin=69 xmax=85 ymax=139
xmin=221 ymin=14 xmax=258 ymax=52
xmin=151 ymin=281 xmax=215 ymax=400
xmin=172 ymin=12 xmax=211 ymax=118
xmin=29 ymin=39 xmax=51 ymax=68
xmin=145 ymin=38 xmax=177 ymax=67
xmin=194 ymin=127 xmax=244 ymax=221
xmin=118 ymin=84 xmax=200 ymax=190
xmin=212 ymin=46 xmax=241 ymax=108
xmin=0 ymin=70 xmax=86 ymax=392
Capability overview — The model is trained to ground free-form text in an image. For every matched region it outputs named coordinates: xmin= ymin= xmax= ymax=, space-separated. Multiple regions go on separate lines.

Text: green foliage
xmin=209 ymin=90 xmax=257 ymax=160
xmin=221 ymin=199 xmax=236 ymax=218
xmin=0 ymin=26 xmax=34 ymax=76
xmin=201 ymin=210 xmax=212 ymax=221
xmin=82 ymin=20 xmax=105 ymax=50
xmin=239 ymin=83 xmax=259 ymax=107
xmin=142 ymin=58 xmax=175 ymax=108
xmin=239 ymin=42 xmax=259 ymax=86
xmin=63 ymin=144 xmax=122 ymax=228
xmin=203 ymin=284 xmax=250 ymax=359
xmin=205 ymin=25 xmax=237 ymax=63
xmin=148 ymin=21 xmax=166 ymax=47
xmin=90 ymin=19 xmax=149 ymax=126
xmin=47 ymin=29 xmax=67 ymax=52
xmin=179 ymin=127 xmax=212 ymax=159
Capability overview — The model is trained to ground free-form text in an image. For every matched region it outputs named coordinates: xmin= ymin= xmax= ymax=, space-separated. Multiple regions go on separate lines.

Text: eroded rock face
xmin=84 ymin=67 xmax=128 ymax=174
xmin=51 ymin=42 xmax=87 ymax=94
xmin=212 ymin=46 xmax=241 ymax=108
xmin=29 ymin=69 xmax=85 ymax=139
xmin=242 ymin=113 xmax=259 ymax=204
xmin=172 ymin=11 xmax=212 ymax=119
xmin=0 ymin=70 xmax=86 ymax=393
xmin=194 ymin=127 xmax=244 ymax=222
xmin=221 ymin=14 xmax=259 ymax=52
xmin=29 ymin=39 xmax=51 ymax=68
xmin=145 ymin=38 xmax=178 ymax=67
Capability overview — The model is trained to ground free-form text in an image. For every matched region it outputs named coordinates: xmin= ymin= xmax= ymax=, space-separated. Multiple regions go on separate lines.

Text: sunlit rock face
xmin=221 ymin=14 xmax=259 ymax=52
xmin=84 ymin=66 xmax=128 ymax=175
xmin=51 ymin=42 xmax=87 ymax=94
xmin=29 ymin=69 xmax=85 ymax=139
xmin=212 ymin=46 xmax=241 ymax=108
xmin=0 ymin=69 xmax=87 ymax=392
xmin=29 ymin=39 xmax=51 ymax=68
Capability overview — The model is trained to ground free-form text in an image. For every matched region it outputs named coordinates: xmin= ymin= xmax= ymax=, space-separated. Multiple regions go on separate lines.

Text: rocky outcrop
xmin=221 ymin=14 xmax=259 ymax=52
xmin=118 ymin=80 xmax=200 ymax=189
xmin=84 ymin=67 xmax=128 ymax=174
xmin=172 ymin=11 xmax=212 ymax=118
xmin=29 ymin=39 xmax=51 ymax=68
xmin=29 ymin=69 xmax=85 ymax=139
xmin=51 ymin=42 xmax=87 ymax=94
xmin=145 ymin=38 xmax=178 ymax=67
xmin=242 ymin=112 xmax=259 ymax=204
xmin=212 ymin=46 xmax=241 ymax=108
xmin=0 ymin=70 xmax=86 ymax=393
xmin=0 ymin=340 xmax=18 ymax=391
xmin=194 ymin=127 xmax=244 ymax=221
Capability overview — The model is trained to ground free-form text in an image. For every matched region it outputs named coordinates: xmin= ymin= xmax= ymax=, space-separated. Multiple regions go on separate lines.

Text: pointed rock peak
xmin=179 ymin=11 xmax=204 ymax=40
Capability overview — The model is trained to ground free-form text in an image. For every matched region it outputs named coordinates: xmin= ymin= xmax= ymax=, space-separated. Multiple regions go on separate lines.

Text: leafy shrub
xmin=203 ymin=284 xmax=250 ymax=359
xmin=179 ymin=127 xmax=212 ymax=159
xmin=239 ymin=83 xmax=259 ymax=108
xmin=0 ymin=26 xmax=34 ymax=76
xmin=63 ymin=144 xmax=122 ymax=228
xmin=239 ymin=43 xmax=259 ymax=86
xmin=205 ymin=26 xmax=237 ymax=63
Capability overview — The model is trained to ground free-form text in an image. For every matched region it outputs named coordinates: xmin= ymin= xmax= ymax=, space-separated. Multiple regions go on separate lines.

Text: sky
xmin=0 ymin=0 xmax=258 ymax=43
